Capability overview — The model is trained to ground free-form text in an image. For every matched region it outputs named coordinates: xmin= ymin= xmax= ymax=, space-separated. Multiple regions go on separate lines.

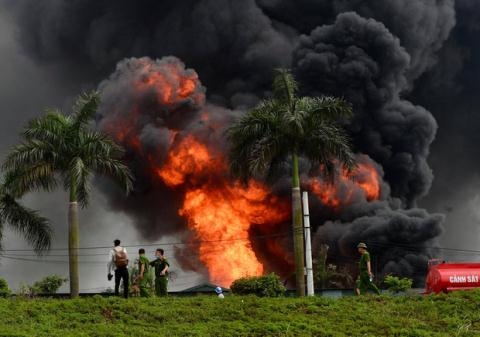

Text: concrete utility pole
xmin=302 ymin=191 xmax=314 ymax=296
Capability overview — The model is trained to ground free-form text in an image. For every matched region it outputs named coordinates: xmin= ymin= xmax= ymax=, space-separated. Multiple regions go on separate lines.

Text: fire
xmin=180 ymin=182 xmax=288 ymax=286
xmin=158 ymin=136 xmax=289 ymax=286
xmin=133 ymin=57 xmax=204 ymax=106
xmin=355 ymin=162 xmax=381 ymax=200
xmin=157 ymin=135 xmax=224 ymax=187
xmin=309 ymin=161 xmax=381 ymax=209
xmin=100 ymin=56 xmax=385 ymax=287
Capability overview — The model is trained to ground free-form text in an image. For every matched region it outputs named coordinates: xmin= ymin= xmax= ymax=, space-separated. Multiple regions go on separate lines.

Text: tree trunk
xmin=292 ymin=151 xmax=305 ymax=296
xmin=68 ymin=184 xmax=80 ymax=298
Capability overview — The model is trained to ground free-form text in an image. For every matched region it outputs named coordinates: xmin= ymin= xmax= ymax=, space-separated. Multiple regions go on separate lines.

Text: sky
xmin=1 ymin=0 xmax=480 ymax=292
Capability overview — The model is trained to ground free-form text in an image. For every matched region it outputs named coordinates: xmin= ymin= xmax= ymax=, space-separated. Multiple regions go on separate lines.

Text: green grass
xmin=1 ymin=290 xmax=480 ymax=336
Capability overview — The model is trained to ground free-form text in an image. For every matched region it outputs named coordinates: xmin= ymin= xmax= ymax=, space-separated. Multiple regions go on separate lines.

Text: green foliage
xmin=17 ymin=275 xmax=67 ymax=297
xmin=3 ymin=91 xmax=133 ymax=207
xmin=33 ymin=275 xmax=68 ymax=294
xmin=3 ymin=91 xmax=133 ymax=297
xmin=0 ymin=278 xmax=11 ymax=298
xmin=314 ymin=244 xmax=354 ymax=289
xmin=230 ymin=273 xmax=286 ymax=297
xmin=0 ymin=180 xmax=52 ymax=254
xmin=384 ymin=274 xmax=413 ymax=293
xmin=227 ymin=68 xmax=355 ymax=184
xmin=2 ymin=290 xmax=480 ymax=336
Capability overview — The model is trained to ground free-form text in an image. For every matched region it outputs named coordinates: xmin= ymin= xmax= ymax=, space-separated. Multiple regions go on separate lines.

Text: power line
xmin=0 ymin=231 xmax=291 ymax=252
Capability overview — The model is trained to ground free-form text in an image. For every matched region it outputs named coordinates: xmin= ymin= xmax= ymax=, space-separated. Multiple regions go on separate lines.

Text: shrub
xmin=384 ymin=275 xmax=413 ymax=293
xmin=230 ymin=273 xmax=285 ymax=297
xmin=33 ymin=275 xmax=68 ymax=294
xmin=18 ymin=275 xmax=68 ymax=297
xmin=0 ymin=278 xmax=11 ymax=298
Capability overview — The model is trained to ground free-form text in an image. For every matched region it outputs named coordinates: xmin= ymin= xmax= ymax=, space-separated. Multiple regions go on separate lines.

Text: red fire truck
xmin=425 ymin=259 xmax=480 ymax=294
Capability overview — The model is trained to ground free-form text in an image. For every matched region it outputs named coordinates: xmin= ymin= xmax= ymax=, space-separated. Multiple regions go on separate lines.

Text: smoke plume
xmin=4 ymin=0 xmax=465 ymax=286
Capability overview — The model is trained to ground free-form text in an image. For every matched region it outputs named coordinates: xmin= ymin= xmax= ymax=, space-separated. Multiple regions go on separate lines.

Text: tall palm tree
xmin=0 ymin=177 xmax=52 ymax=254
xmin=227 ymin=69 xmax=355 ymax=296
xmin=3 ymin=91 xmax=133 ymax=298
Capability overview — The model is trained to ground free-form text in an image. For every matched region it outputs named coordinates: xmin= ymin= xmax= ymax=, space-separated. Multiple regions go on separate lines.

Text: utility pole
xmin=302 ymin=191 xmax=314 ymax=296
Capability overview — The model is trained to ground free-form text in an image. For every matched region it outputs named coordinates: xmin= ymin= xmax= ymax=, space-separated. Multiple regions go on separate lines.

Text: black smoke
xmin=293 ymin=12 xmax=437 ymax=206
xmin=5 ymin=0 xmax=466 ymax=285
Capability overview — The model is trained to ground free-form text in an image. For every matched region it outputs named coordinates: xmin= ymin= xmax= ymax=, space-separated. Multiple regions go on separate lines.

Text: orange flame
xmin=158 ymin=136 xmax=289 ymax=286
xmin=180 ymin=182 xmax=288 ymax=286
xmin=309 ymin=161 xmax=381 ymax=209
xmin=133 ymin=58 xmax=204 ymax=106
xmin=157 ymin=135 xmax=224 ymax=187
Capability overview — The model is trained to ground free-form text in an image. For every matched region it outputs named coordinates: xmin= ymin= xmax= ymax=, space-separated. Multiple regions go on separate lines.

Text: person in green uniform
xmin=356 ymin=242 xmax=380 ymax=295
xmin=137 ymin=248 xmax=151 ymax=297
xmin=150 ymin=248 xmax=170 ymax=296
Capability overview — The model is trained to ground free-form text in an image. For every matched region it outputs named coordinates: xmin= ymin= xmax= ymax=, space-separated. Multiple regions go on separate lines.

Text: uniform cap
xmin=357 ymin=242 xmax=367 ymax=249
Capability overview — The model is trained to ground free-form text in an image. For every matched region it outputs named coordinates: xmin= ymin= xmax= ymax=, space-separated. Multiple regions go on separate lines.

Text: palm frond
xmin=67 ymin=157 xmax=91 ymax=208
xmin=284 ymin=100 xmax=307 ymax=139
xmin=73 ymin=130 xmax=133 ymax=194
xmin=3 ymin=140 xmax=58 ymax=172
xmin=247 ymin=135 xmax=289 ymax=178
xmin=77 ymin=131 xmax=124 ymax=160
xmin=227 ymin=101 xmax=291 ymax=182
xmin=92 ymin=157 xmax=133 ymax=194
xmin=24 ymin=110 xmax=70 ymax=143
xmin=301 ymin=122 xmax=356 ymax=182
xmin=71 ymin=91 xmax=100 ymax=129
xmin=0 ymin=193 xmax=52 ymax=254
xmin=299 ymin=96 xmax=353 ymax=124
xmin=272 ymin=68 xmax=297 ymax=105
xmin=64 ymin=156 xmax=86 ymax=197
xmin=3 ymin=164 xmax=57 ymax=197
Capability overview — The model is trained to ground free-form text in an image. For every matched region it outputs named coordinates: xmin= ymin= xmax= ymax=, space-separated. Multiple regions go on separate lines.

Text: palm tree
xmin=0 ymin=177 xmax=52 ymax=254
xmin=227 ymin=69 xmax=355 ymax=296
xmin=3 ymin=91 xmax=133 ymax=298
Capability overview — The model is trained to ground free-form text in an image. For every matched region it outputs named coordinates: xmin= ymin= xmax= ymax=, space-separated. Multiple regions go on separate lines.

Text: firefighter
xmin=356 ymin=242 xmax=380 ymax=295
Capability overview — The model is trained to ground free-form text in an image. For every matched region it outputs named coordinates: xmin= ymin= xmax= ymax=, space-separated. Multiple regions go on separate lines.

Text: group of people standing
xmin=107 ymin=239 xmax=170 ymax=298
xmin=107 ymin=239 xmax=379 ymax=297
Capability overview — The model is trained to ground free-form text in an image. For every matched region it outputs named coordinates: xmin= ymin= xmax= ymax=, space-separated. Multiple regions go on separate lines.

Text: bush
xmin=0 ymin=278 xmax=11 ymax=298
xmin=384 ymin=275 xmax=413 ymax=293
xmin=18 ymin=275 xmax=68 ymax=297
xmin=230 ymin=273 xmax=285 ymax=297
xmin=33 ymin=275 xmax=68 ymax=294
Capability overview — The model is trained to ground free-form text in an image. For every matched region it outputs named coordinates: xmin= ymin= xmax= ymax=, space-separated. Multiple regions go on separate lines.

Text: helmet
xmin=215 ymin=286 xmax=223 ymax=294
xmin=357 ymin=242 xmax=367 ymax=249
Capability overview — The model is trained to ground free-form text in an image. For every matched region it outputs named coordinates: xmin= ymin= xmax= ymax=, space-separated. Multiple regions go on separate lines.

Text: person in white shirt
xmin=107 ymin=239 xmax=129 ymax=298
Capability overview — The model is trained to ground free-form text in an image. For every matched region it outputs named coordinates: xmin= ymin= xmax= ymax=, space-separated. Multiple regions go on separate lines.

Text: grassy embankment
xmin=1 ymin=290 xmax=480 ymax=336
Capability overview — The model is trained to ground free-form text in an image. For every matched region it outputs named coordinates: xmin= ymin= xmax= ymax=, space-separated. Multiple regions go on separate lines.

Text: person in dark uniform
xmin=150 ymin=248 xmax=170 ymax=296
xmin=137 ymin=248 xmax=152 ymax=297
xmin=356 ymin=242 xmax=380 ymax=295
